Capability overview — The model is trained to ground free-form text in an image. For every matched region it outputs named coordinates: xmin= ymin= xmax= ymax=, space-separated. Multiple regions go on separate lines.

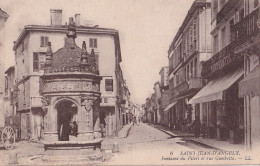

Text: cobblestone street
xmin=103 ymin=123 xmax=209 ymax=165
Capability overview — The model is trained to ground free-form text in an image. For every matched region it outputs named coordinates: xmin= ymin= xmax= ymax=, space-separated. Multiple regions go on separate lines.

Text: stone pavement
xmin=117 ymin=122 xmax=133 ymax=138
xmin=0 ymin=123 xmax=133 ymax=165
xmin=148 ymin=123 xmax=245 ymax=151
xmin=102 ymin=122 xmax=133 ymax=150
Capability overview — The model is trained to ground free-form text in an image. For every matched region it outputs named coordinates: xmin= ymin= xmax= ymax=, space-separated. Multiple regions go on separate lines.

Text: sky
xmin=0 ymin=0 xmax=194 ymax=104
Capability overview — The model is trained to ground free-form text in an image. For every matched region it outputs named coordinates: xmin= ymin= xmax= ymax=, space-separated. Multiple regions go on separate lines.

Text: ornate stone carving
xmin=43 ymin=81 xmax=99 ymax=93
xmin=42 ymin=97 xmax=51 ymax=106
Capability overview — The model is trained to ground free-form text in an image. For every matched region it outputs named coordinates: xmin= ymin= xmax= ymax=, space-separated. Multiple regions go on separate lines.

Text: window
xmin=194 ymin=58 xmax=198 ymax=77
xmin=186 ymin=64 xmax=189 ymax=80
xmin=176 ymin=73 xmax=179 ymax=85
xmin=184 ymin=67 xmax=187 ymax=81
xmin=193 ymin=19 xmax=197 ymax=49
xmin=105 ymin=79 xmax=113 ymax=91
xmin=229 ymin=19 xmax=234 ymax=42
xmin=254 ymin=0 xmax=259 ymax=8
xmin=39 ymin=53 xmax=46 ymax=70
xmin=89 ymin=38 xmax=97 ymax=48
xmin=213 ymin=34 xmax=219 ymax=55
xmin=186 ymin=31 xmax=189 ymax=53
xmin=239 ymin=8 xmax=244 ymax=21
xmin=190 ymin=27 xmax=193 ymax=48
xmin=33 ymin=53 xmax=39 ymax=72
xmin=40 ymin=36 xmax=49 ymax=47
xmin=182 ymin=34 xmax=186 ymax=54
xmin=221 ymin=26 xmax=226 ymax=49
xmin=190 ymin=61 xmax=193 ymax=78
xmin=21 ymin=42 xmax=24 ymax=52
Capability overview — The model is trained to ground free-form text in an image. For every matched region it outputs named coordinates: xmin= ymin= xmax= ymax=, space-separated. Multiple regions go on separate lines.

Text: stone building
xmin=167 ymin=0 xmax=211 ymax=131
xmin=153 ymin=81 xmax=161 ymax=124
xmin=4 ymin=66 xmax=15 ymax=118
xmin=12 ymin=10 xmax=124 ymax=140
xmin=0 ymin=8 xmax=8 ymax=127
xmin=159 ymin=67 xmax=170 ymax=127
xmin=236 ymin=0 xmax=260 ymax=150
xmin=189 ymin=0 xmax=259 ymax=145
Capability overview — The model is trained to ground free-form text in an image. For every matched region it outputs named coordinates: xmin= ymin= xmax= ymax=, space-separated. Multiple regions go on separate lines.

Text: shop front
xmin=239 ymin=65 xmax=260 ymax=150
xmin=189 ymin=67 xmax=244 ymax=143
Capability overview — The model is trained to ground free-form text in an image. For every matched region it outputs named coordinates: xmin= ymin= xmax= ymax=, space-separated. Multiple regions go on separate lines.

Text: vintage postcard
xmin=0 ymin=0 xmax=260 ymax=165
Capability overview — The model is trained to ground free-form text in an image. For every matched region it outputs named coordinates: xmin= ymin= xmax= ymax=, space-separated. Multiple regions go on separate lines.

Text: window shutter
xmin=45 ymin=37 xmax=49 ymax=47
xmin=40 ymin=37 xmax=44 ymax=47
xmin=94 ymin=39 xmax=97 ymax=48
xmin=33 ymin=53 xmax=39 ymax=72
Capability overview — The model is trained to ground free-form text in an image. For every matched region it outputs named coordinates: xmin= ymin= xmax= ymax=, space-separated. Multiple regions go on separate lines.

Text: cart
xmin=0 ymin=126 xmax=15 ymax=149
xmin=0 ymin=115 xmax=19 ymax=150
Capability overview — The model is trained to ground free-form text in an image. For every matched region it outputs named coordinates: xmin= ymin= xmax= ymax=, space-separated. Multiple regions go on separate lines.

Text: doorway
xmin=56 ymin=100 xmax=77 ymax=141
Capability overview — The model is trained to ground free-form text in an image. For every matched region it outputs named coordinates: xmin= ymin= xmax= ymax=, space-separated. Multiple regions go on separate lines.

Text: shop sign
xmin=100 ymin=97 xmax=116 ymax=106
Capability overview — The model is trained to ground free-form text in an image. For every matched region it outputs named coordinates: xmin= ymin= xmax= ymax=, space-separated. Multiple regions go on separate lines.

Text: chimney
xmin=50 ymin=9 xmax=62 ymax=26
xmin=75 ymin=14 xmax=80 ymax=26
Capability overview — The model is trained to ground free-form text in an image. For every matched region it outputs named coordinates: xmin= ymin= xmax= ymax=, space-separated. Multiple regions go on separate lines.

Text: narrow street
xmin=104 ymin=123 xmax=213 ymax=165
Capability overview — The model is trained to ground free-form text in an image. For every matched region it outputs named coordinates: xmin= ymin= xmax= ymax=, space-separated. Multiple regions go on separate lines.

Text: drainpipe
xmin=244 ymin=54 xmax=251 ymax=150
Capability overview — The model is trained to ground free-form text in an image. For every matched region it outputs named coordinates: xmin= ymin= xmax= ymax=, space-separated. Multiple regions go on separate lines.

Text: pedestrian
xmin=191 ymin=116 xmax=200 ymax=138
xmin=71 ymin=121 xmax=78 ymax=137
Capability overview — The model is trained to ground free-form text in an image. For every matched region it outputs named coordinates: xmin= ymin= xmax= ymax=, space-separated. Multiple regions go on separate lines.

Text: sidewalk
xmin=148 ymin=123 xmax=245 ymax=151
xmin=117 ymin=122 xmax=133 ymax=138
xmin=102 ymin=122 xmax=133 ymax=150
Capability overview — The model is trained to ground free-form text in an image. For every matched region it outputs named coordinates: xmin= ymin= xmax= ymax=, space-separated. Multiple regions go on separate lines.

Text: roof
xmin=13 ymin=25 xmax=118 ymax=50
xmin=44 ymin=19 xmax=99 ymax=75
xmin=5 ymin=66 xmax=14 ymax=74
xmin=13 ymin=24 xmax=122 ymax=63
xmin=167 ymin=0 xmax=210 ymax=54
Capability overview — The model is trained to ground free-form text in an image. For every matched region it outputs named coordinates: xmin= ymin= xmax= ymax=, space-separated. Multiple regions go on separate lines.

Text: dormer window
xmin=89 ymin=38 xmax=97 ymax=48
xmin=40 ymin=36 xmax=49 ymax=47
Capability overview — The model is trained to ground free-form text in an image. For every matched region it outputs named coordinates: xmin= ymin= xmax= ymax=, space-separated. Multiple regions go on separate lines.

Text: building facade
xmin=0 ymin=9 xmax=8 ymax=127
xmin=236 ymin=0 xmax=260 ymax=150
xmin=167 ymin=0 xmax=211 ymax=131
xmin=189 ymin=0 xmax=260 ymax=145
xmin=159 ymin=67 xmax=170 ymax=127
xmin=13 ymin=10 xmax=124 ymax=140
xmin=153 ymin=81 xmax=161 ymax=124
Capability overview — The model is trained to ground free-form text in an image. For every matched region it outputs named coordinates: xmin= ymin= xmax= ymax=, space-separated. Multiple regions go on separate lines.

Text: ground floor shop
xmin=239 ymin=64 xmax=260 ymax=150
xmin=189 ymin=67 xmax=244 ymax=144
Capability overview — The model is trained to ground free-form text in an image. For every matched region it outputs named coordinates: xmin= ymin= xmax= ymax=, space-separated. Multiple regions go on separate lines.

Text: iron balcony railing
xmin=231 ymin=7 xmax=260 ymax=46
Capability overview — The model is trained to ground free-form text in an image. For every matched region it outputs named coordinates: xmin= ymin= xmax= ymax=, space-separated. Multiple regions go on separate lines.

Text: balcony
xmin=174 ymin=81 xmax=189 ymax=94
xmin=31 ymin=96 xmax=43 ymax=107
xmin=201 ymin=43 xmax=235 ymax=78
xmin=187 ymin=77 xmax=204 ymax=89
xmin=216 ymin=0 xmax=237 ymax=24
xmin=231 ymin=7 xmax=260 ymax=47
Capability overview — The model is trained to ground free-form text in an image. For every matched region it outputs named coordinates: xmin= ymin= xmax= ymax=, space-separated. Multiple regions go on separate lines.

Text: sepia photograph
xmin=0 ymin=0 xmax=260 ymax=165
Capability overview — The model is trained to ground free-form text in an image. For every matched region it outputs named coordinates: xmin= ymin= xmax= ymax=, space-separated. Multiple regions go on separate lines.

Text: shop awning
xmin=239 ymin=65 xmax=260 ymax=97
xmin=188 ymin=67 xmax=244 ymax=104
xmin=163 ymin=101 xmax=177 ymax=112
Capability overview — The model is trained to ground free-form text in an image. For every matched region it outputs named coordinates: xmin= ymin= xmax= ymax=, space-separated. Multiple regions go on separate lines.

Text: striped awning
xmin=188 ymin=67 xmax=244 ymax=104
xmin=239 ymin=65 xmax=260 ymax=97
xmin=163 ymin=101 xmax=177 ymax=112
